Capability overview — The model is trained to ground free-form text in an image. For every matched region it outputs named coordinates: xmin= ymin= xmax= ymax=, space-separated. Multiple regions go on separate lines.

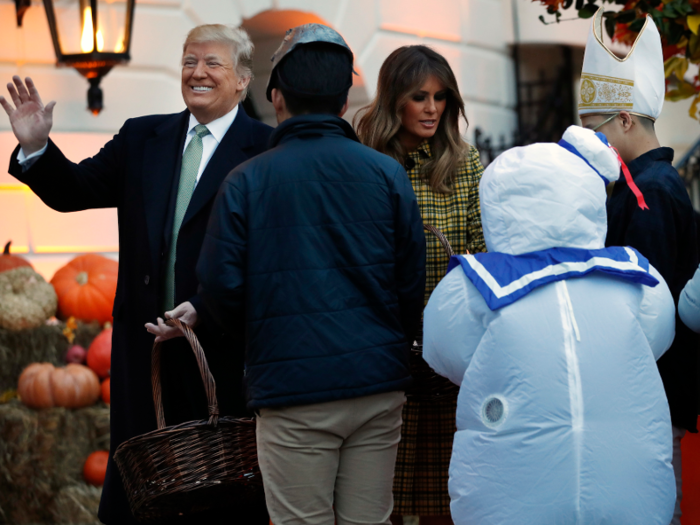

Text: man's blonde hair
xmin=183 ymin=24 xmax=254 ymax=100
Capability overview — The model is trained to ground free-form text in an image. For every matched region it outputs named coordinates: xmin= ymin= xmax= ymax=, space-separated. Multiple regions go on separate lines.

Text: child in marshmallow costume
xmin=423 ymin=126 xmax=677 ymax=525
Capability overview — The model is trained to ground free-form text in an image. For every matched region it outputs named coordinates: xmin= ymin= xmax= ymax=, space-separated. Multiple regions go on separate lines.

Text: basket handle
xmin=151 ymin=318 xmax=219 ymax=430
xmin=423 ymin=223 xmax=455 ymax=257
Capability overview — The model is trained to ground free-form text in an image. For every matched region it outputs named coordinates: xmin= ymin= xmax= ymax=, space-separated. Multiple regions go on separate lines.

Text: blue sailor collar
xmin=447 ymin=246 xmax=659 ymax=311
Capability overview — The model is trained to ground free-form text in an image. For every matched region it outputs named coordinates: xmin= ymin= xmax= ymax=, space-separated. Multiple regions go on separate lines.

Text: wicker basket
xmin=113 ymin=319 xmax=263 ymax=523
xmin=406 ymin=224 xmax=461 ymax=402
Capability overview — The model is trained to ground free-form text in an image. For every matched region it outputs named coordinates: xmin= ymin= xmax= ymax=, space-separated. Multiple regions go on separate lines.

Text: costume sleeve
xmin=622 ymin=185 xmax=677 ymax=291
xmin=392 ymin=165 xmax=427 ymax=344
xmin=196 ymin=174 xmax=248 ymax=331
xmin=679 ymin=264 xmax=700 ymax=333
xmin=465 ymin=146 xmax=486 ymax=254
xmin=638 ymin=264 xmax=676 ymax=360
xmin=423 ymin=268 xmax=487 ymax=385
xmin=8 ymin=124 xmax=128 ymax=211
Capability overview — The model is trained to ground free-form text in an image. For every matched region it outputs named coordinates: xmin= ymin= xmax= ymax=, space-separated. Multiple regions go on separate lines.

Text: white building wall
xmin=0 ymin=0 xmax=518 ymax=279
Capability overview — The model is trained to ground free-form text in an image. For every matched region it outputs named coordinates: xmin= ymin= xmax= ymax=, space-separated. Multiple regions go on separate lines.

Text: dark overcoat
xmin=8 ymin=106 xmax=272 ymax=524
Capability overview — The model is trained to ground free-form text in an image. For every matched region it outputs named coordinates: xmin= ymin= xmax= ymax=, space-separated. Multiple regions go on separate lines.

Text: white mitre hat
xmin=579 ymin=7 xmax=664 ymax=121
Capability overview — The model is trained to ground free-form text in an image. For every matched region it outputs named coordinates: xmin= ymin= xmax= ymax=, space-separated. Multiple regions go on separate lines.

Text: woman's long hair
xmin=354 ymin=45 xmax=469 ymax=193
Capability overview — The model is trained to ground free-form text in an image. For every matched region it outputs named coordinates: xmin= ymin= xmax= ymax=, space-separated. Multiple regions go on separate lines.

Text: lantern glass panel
xmin=50 ymin=0 xmax=129 ymax=55
xmin=51 ymin=0 xmax=87 ymax=55
xmin=97 ymin=0 xmax=129 ymax=53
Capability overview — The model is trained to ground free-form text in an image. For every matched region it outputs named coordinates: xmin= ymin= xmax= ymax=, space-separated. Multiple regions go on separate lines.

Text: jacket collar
xmin=270 ymin=114 xmax=359 ymax=148
xmin=142 ymin=110 xmax=189 ymax=274
xmin=626 ymin=147 xmax=674 ymax=179
xmin=406 ymin=139 xmax=432 ymax=169
xmin=185 ymin=105 xmax=239 ymax=144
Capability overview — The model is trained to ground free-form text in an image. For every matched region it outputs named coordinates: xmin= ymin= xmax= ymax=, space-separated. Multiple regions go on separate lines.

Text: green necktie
xmin=163 ymin=124 xmax=210 ymax=312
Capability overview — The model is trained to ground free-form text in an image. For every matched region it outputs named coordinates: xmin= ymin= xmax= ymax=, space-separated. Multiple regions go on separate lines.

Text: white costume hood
xmin=579 ymin=7 xmax=665 ymax=120
xmin=480 ymin=125 xmax=619 ymax=255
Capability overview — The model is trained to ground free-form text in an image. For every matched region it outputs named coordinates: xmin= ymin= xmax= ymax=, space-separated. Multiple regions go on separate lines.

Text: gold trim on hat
xmin=592 ymin=6 xmax=651 ymax=63
xmin=578 ymin=73 xmax=634 ymax=109
xmin=582 ymin=73 xmax=634 ymax=86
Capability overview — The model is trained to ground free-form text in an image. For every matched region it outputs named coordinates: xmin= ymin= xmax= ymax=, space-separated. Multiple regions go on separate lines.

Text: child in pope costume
xmin=423 ymin=125 xmax=677 ymax=524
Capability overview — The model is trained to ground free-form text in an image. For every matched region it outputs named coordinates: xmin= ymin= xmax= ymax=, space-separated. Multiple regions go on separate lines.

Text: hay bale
xmin=0 ymin=321 xmax=102 ymax=393
xmin=0 ymin=401 xmax=109 ymax=524
xmin=51 ymin=484 xmax=102 ymax=525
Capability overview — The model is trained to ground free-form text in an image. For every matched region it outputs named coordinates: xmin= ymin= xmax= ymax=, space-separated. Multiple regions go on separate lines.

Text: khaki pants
xmin=256 ymin=391 xmax=406 ymax=525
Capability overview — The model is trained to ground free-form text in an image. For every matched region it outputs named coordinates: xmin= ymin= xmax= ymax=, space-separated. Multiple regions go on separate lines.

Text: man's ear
xmin=619 ymin=111 xmax=634 ymax=133
xmin=338 ymin=96 xmax=350 ymax=118
xmin=271 ymin=88 xmax=286 ymax=114
xmin=238 ymin=75 xmax=251 ymax=93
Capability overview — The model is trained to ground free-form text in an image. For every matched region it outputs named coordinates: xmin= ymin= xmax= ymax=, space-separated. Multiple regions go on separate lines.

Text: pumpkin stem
xmin=3 ymin=241 xmax=10 ymax=255
xmin=76 ymin=271 xmax=89 ymax=286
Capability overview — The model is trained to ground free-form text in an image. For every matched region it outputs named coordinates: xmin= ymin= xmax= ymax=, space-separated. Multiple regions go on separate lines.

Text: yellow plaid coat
xmin=406 ymin=141 xmax=487 ymax=305
xmin=393 ymin=141 xmax=486 ymax=516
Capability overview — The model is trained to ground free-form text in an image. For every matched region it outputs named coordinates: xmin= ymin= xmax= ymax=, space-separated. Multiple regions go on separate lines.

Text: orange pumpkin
xmin=87 ymin=328 xmax=112 ymax=379
xmin=51 ymin=254 xmax=118 ymax=324
xmin=0 ymin=241 xmax=32 ymax=273
xmin=84 ymin=451 xmax=109 ymax=486
xmin=101 ymin=378 xmax=110 ymax=405
xmin=18 ymin=363 xmax=101 ymax=409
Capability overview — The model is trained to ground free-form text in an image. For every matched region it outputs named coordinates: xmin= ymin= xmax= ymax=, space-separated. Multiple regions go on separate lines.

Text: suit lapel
xmin=142 ymin=110 xmax=189 ymax=273
xmin=182 ymin=105 xmax=256 ymax=227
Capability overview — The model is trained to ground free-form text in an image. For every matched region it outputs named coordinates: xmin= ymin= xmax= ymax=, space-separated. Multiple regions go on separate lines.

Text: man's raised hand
xmin=0 ymin=76 xmax=55 ymax=156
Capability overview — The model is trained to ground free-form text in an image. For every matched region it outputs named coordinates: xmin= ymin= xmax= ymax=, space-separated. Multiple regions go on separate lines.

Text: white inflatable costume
xmin=423 ymin=126 xmax=676 ymax=524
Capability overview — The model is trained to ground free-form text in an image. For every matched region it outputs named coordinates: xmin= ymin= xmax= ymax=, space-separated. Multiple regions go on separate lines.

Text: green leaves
xmin=605 ymin=14 xmax=617 ymax=38
xmin=666 ymin=78 xmax=696 ymax=100
xmin=579 ymin=4 xmax=598 ymax=17
xmin=665 ymin=57 xmax=696 ymax=101
xmin=687 ymin=33 xmax=700 ymax=62
xmin=664 ymin=56 xmax=689 ymax=78
xmin=629 ymin=17 xmax=647 ymax=31
xmin=688 ymin=94 xmax=700 ymax=120
xmin=616 ymin=9 xmax=637 ymax=23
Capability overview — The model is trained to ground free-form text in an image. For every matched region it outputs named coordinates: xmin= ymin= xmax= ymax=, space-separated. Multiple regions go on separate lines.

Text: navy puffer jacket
xmin=197 ymin=114 xmax=426 ymax=409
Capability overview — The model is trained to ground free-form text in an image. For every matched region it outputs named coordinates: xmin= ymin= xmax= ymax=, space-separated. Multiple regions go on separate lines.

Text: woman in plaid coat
xmin=355 ymin=45 xmax=486 ymax=525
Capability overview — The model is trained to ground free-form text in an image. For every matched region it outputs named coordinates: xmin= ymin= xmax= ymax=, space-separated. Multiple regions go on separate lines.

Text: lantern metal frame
xmin=42 ymin=0 xmax=136 ymax=114
xmin=15 ymin=0 xmax=31 ymax=26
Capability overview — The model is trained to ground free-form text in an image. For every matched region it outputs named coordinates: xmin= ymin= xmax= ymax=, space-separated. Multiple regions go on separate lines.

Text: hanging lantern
xmin=42 ymin=0 xmax=136 ymax=115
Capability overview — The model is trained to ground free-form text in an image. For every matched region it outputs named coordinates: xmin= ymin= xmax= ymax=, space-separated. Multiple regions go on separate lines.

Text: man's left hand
xmin=145 ymin=301 xmax=198 ymax=343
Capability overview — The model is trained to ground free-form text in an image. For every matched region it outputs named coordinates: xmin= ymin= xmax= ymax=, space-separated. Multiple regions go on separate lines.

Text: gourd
xmin=18 ymin=363 xmax=101 ymax=409
xmin=87 ymin=327 xmax=112 ymax=379
xmin=0 ymin=267 xmax=57 ymax=331
xmin=65 ymin=344 xmax=87 ymax=364
xmin=101 ymin=378 xmax=110 ymax=405
xmin=83 ymin=451 xmax=109 ymax=486
xmin=51 ymin=254 xmax=118 ymax=324
xmin=0 ymin=241 xmax=32 ymax=273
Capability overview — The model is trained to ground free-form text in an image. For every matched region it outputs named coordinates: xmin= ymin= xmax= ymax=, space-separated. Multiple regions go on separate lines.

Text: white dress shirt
xmin=184 ymin=104 xmax=238 ymax=187
xmin=17 ymin=104 xmax=239 ymax=179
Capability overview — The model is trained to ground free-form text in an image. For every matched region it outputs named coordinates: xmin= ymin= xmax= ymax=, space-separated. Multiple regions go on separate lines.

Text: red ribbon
xmin=612 ymin=146 xmax=649 ymax=210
